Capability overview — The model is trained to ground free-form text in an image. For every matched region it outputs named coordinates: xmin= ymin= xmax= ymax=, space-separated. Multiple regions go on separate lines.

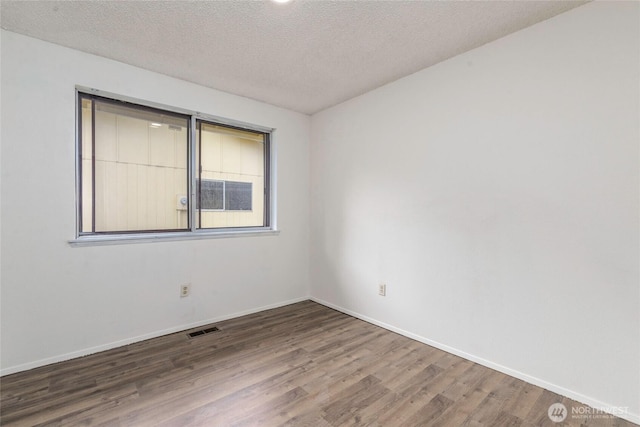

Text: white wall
xmin=310 ymin=1 xmax=639 ymax=422
xmin=0 ymin=31 xmax=310 ymax=374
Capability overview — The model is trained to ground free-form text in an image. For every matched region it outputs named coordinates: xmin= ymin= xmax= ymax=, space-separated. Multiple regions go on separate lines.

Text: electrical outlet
xmin=378 ymin=283 xmax=386 ymax=296
xmin=180 ymin=284 xmax=191 ymax=297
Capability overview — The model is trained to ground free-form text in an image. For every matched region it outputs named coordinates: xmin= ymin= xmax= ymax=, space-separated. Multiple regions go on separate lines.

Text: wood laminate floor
xmin=0 ymin=301 xmax=636 ymax=427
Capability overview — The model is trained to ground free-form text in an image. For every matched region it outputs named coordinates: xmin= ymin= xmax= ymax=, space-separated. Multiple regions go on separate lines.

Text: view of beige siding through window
xmin=81 ymin=99 xmax=189 ymax=232
xmin=80 ymin=97 xmax=266 ymax=234
xmin=197 ymin=123 xmax=265 ymax=228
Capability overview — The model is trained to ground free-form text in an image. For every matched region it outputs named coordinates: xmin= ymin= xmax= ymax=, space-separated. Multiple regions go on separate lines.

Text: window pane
xmin=197 ymin=121 xmax=265 ymax=228
xmin=80 ymin=98 xmax=93 ymax=233
xmin=80 ymin=96 xmax=189 ymax=233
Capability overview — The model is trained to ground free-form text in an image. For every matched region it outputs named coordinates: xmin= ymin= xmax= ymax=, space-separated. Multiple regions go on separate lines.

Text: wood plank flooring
xmin=1 ymin=301 xmax=636 ymax=426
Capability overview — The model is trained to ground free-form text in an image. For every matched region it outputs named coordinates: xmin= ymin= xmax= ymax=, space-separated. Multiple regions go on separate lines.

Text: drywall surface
xmin=0 ymin=31 xmax=310 ymax=374
xmin=310 ymin=1 xmax=639 ymax=421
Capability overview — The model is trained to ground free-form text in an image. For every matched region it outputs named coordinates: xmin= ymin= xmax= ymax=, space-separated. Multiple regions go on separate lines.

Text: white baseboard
xmin=310 ymin=297 xmax=640 ymax=425
xmin=0 ymin=296 xmax=309 ymax=377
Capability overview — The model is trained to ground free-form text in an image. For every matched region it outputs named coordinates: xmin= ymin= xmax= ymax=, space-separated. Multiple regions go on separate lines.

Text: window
xmin=196 ymin=121 xmax=265 ymax=228
xmin=197 ymin=180 xmax=252 ymax=212
xmin=198 ymin=180 xmax=224 ymax=211
xmin=77 ymin=91 xmax=271 ymax=238
xmin=224 ymin=181 xmax=252 ymax=211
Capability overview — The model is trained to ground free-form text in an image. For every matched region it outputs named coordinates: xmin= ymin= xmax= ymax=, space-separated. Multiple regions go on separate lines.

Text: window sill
xmin=68 ymin=228 xmax=279 ymax=247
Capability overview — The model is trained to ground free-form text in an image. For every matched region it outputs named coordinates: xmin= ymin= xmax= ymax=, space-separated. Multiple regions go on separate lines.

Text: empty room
xmin=0 ymin=0 xmax=638 ymax=426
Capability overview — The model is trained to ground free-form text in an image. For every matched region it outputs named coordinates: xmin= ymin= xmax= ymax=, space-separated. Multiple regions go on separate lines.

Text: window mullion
xmin=222 ymin=181 xmax=226 ymax=212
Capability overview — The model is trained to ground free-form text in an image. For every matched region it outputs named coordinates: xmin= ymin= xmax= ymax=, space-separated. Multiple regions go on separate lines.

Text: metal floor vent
xmin=188 ymin=326 xmax=220 ymax=338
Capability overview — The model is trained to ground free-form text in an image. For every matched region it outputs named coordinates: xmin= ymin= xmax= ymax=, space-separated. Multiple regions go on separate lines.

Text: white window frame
xmin=70 ymin=86 xmax=278 ymax=247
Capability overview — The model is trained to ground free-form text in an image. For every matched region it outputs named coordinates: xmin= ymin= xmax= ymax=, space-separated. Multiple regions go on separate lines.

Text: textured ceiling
xmin=1 ymin=1 xmax=586 ymax=114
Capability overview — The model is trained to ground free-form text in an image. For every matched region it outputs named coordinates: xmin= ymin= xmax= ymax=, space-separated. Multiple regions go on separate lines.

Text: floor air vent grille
xmin=188 ymin=326 xmax=220 ymax=338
